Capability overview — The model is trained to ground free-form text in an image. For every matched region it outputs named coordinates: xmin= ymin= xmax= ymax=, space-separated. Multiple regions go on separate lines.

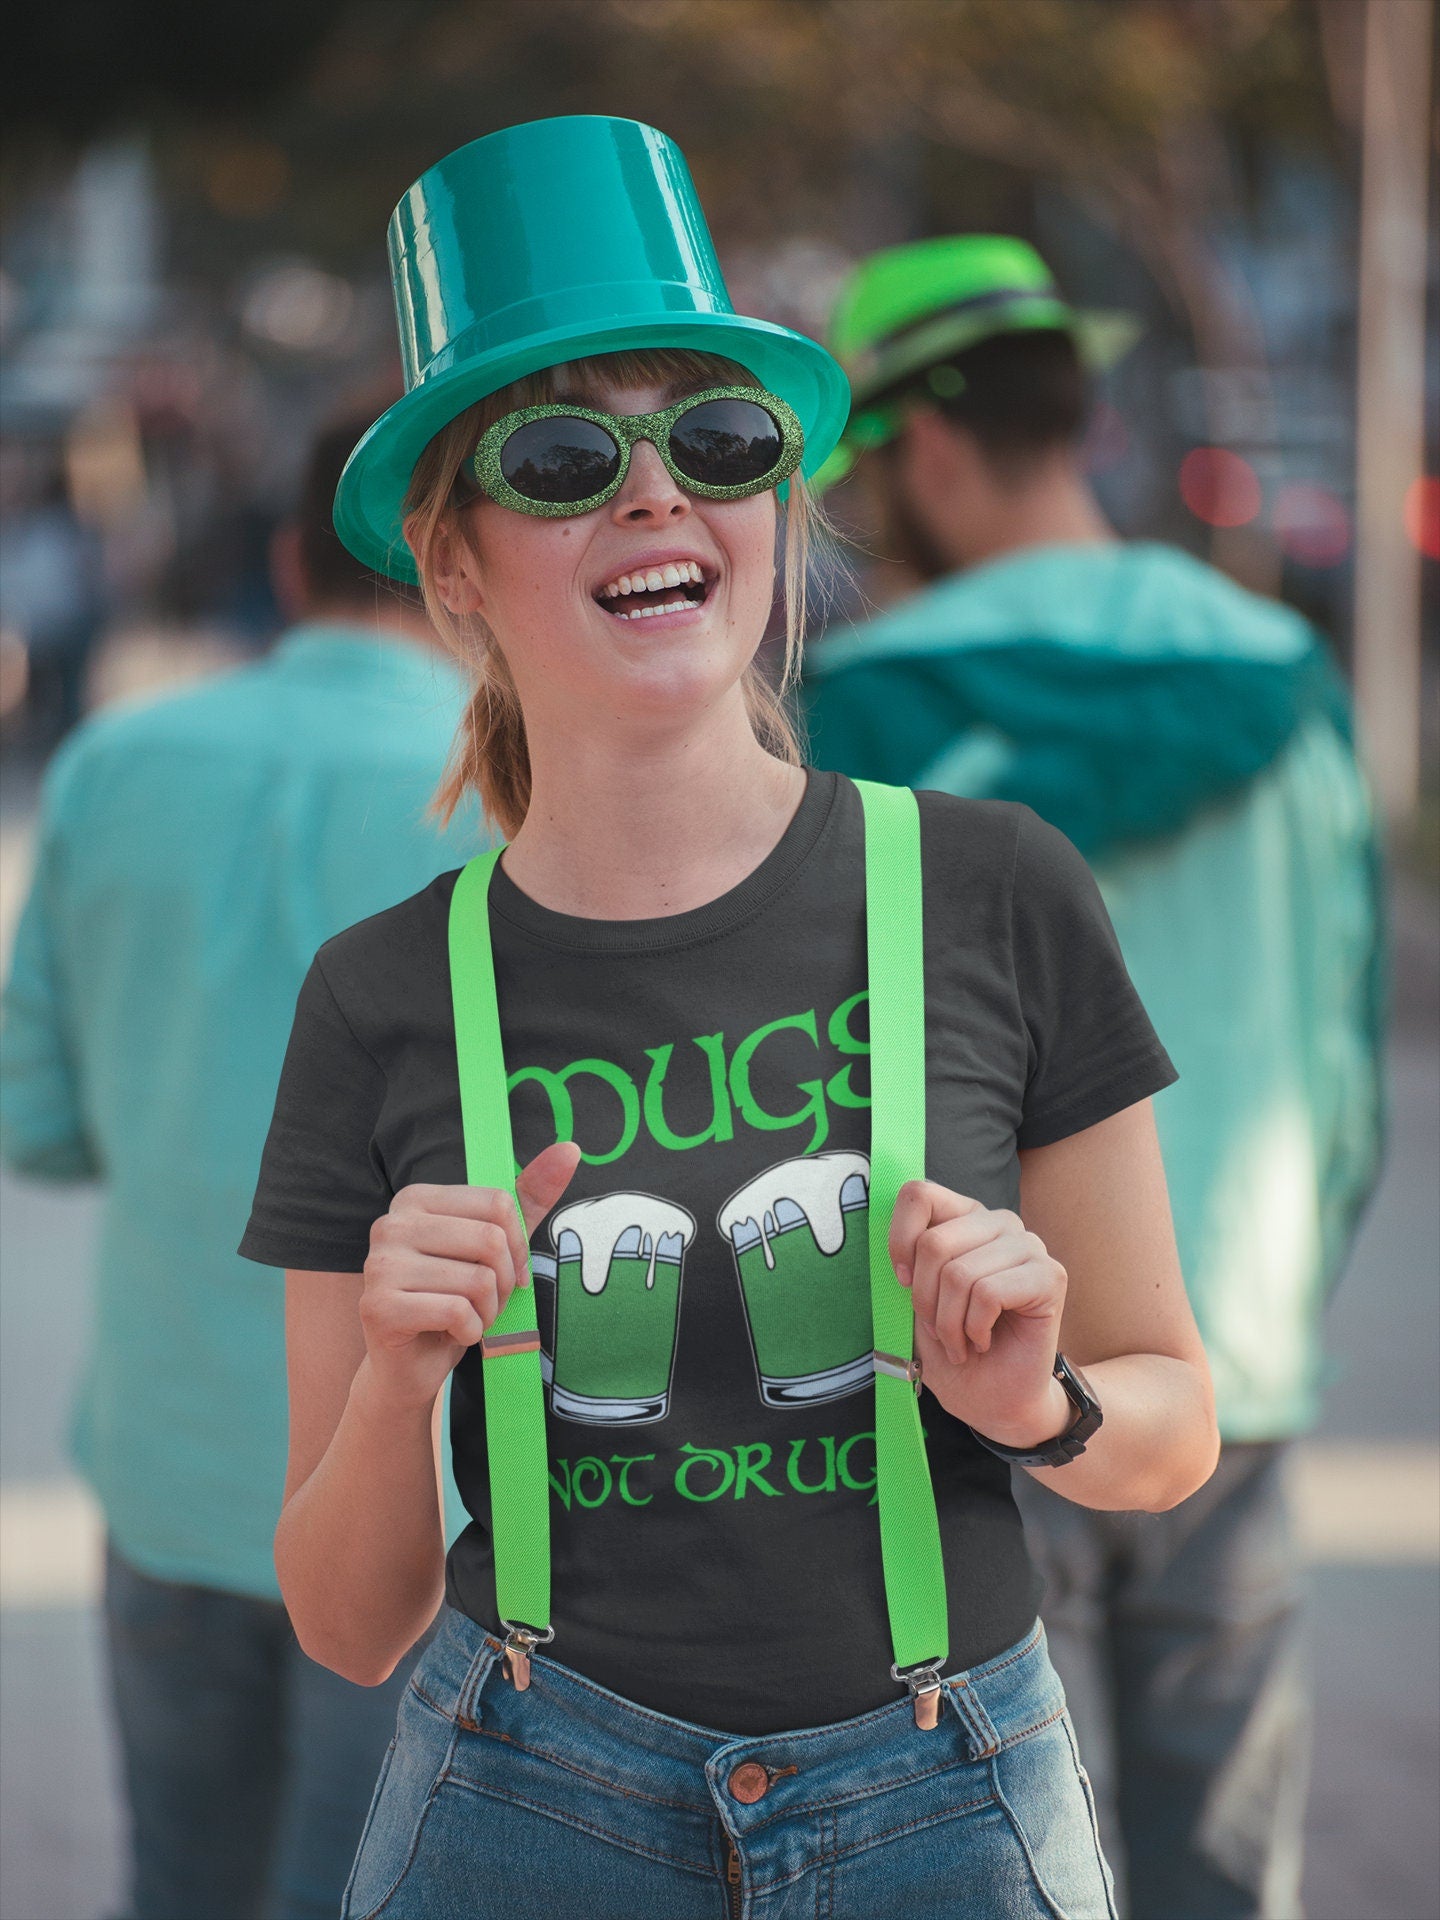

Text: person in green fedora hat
xmin=803 ymin=235 xmax=1384 ymax=1919
xmin=240 ymin=123 xmax=1218 ymax=1917
xmin=810 ymin=233 xmax=1139 ymax=498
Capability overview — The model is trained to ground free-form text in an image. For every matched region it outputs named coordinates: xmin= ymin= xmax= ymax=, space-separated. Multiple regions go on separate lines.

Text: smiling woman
xmin=401 ymin=346 xmax=826 ymax=841
xmin=244 ymin=113 xmax=1213 ymax=1920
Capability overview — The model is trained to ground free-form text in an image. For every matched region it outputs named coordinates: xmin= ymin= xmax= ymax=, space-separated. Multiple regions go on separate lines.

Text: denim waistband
xmin=411 ymin=1605 xmax=1060 ymax=1833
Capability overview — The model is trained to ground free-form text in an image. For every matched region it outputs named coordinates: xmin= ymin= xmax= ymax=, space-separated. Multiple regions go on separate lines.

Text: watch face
xmin=1059 ymin=1356 xmax=1103 ymax=1448
xmin=1063 ymin=1357 xmax=1100 ymax=1412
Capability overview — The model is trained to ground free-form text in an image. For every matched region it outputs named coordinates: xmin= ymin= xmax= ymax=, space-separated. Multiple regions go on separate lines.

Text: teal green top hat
xmin=814 ymin=234 xmax=1140 ymax=491
xmin=334 ymin=115 xmax=851 ymax=582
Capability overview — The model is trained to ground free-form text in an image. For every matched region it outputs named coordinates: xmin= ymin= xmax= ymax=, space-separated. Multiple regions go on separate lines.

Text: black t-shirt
xmin=240 ymin=768 xmax=1176 ymax=1734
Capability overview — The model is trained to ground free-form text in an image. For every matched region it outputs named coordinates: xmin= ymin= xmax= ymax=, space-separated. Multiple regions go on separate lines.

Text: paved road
xmin=1 ymin=790 xmax=1436 ymax=1920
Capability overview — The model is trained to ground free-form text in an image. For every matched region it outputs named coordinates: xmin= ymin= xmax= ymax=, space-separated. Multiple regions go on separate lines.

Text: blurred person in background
xmin=0 ymin=448 xmax=106 ymax=750
xmin=0 ymin=409 xmax=485 ymax=1920
xmin=802 ymin=235 xmax=1386 ymax=1920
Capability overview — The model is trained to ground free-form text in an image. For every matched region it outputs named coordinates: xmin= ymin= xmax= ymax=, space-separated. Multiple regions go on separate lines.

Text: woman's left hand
xmin=888 ymin=1180 xmax=1071 ymax=1448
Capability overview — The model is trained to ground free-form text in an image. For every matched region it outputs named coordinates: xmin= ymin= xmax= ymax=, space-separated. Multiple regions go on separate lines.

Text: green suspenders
xmin=444 ymin=778 xmax=950 ymax=1723
xmin=446 ymin=853 xmax=554 ymax=1683
xmin=855 ymin=781 xmax=950 ymax=1723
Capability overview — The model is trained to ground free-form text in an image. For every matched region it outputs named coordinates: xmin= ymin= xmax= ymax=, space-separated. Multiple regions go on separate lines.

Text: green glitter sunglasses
xmin=469 ymin=385 xmax=806 ymax=516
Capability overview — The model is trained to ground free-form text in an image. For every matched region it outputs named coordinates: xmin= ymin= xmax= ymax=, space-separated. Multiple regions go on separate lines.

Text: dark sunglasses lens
xmin=668 ymin=398 xmax=784 ymax=488
xmin=500 ymin=417 xmax=621 ymax=503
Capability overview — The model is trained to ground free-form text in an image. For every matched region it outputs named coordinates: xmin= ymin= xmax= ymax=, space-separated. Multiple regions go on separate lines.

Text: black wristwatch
xmin=969 ymin=1353 xmax=1103 ymax=1467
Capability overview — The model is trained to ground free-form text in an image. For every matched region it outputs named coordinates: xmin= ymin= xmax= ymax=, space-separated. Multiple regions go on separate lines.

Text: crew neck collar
xmin=486 ymin=766 xmax=839 ymax=955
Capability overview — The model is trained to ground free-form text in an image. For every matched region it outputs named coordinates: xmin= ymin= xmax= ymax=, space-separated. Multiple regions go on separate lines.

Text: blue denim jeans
xmin=342 ymin=1604 xmax=1117 ymax=1919
xmin=103 ymin=1540 xmax=423 ymax=1920
xmin=1014 ymin=1442 xmax=1308 ymax=1919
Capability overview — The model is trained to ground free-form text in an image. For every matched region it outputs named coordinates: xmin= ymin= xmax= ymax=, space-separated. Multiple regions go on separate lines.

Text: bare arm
xmin=275 ymin=1140 xmax=582 ymax=1686
xmin=1015 ymin=1096 xmax=1218 ymax=1511
xmin=274 ymin=1274 xmax=447 ymax=1686
xmin=890 ymin=1097 xmax=1218 ymax=1514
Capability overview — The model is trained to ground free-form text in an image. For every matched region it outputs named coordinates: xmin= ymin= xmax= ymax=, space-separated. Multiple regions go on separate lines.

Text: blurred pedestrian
xmin=802 ymin=235 xmax=1386 ymax=1920
xmin=241 ymin=117 xmax=1219 ymax=1920
xmin=0 ymin=455 xmax=105 ymax=751
xmin=0 ymin=409 xmax=485 ymax=1920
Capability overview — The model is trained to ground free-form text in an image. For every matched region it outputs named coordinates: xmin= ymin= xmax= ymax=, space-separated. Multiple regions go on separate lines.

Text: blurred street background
xmin=1 ymin=2 xmax=1436 ymax=1916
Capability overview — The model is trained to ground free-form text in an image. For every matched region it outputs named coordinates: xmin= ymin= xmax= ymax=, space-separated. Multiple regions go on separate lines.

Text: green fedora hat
xmin=814 ymin=233 xmax=1140 ymax=491
xmin=334 ymin=114 xmax=851 ymax=582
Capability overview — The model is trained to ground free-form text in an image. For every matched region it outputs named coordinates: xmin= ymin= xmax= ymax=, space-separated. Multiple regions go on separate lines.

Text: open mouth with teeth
xmin=595 ymin=560 xmax=712 ymax=620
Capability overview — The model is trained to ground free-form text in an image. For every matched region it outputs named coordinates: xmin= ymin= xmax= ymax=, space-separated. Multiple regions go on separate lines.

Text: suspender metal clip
xmin=499 ymin=1619 xmax=554 ymax=1690
xmin=890 ymin=1656 xmax=946 ymax=1730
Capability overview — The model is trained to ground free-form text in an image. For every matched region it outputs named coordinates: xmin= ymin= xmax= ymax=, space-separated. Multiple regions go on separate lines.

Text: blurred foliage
xmin=4 ymin=0 xmax=347 ymax=136
xmin=4 ymin=0 xmax=1340 ymax=151
xmin=2 ymin=0 xmax=1356 ymax=474
xmin=6 ymin=0 xmax=1340 ymax=273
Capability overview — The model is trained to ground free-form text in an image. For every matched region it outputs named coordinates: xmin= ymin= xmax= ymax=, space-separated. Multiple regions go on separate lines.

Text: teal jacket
xmin=803 ymin=543 xmax=1385 ymax=1439
xmin=0 ymin=625 xmax=486 ymax=1597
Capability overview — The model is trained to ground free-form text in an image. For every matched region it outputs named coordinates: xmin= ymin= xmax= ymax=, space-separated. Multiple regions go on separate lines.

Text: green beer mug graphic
xmin=530 ymin=1249 xmax=557 ymax=1391
xmin=719 ymin=1151 xmax=874 ymax=1408
xmin=544 ymin=1193 xmax=696 ymax=1424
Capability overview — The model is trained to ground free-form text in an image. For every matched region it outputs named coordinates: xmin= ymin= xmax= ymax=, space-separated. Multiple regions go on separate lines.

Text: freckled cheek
xmin=721 ymin=550 xmax=777 ymax=629
xmin=475 ymin=513 xmax=582 ymax=608
xmin=488 ymin=532 xmax=583 ymax=623
xmin=711 ymin=502 xmax=776 ymax=622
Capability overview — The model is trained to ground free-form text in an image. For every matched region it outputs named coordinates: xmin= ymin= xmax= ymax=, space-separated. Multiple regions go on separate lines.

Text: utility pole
xmin=1354 ymin=0 xmax=1435 ymax=821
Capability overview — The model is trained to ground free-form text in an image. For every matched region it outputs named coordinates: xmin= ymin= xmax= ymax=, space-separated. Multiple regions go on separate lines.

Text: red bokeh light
xmin=1404 ymin=476 xmax=1440 ymax=561
xmin=1178 ymin=447 xmax=1262 ymax=528
xmin=1272 ymin=483 xmax=1351 ymax=568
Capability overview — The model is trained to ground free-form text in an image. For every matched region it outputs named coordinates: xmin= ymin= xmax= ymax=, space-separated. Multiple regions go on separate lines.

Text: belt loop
xmin=455 ymin=1632 xmax=505 ymax=1731
xmin=943 ymin=1673 xmax=1001 ymax=1760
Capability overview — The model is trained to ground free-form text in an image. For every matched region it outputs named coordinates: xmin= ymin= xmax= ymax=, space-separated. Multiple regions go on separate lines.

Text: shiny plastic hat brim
xmin=334 ymin=315 xmax=850 ymax=585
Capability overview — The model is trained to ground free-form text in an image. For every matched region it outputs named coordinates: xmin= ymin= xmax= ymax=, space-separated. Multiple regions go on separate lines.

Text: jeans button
xmin=728 ymin=1762 xmax=770 ymax=1804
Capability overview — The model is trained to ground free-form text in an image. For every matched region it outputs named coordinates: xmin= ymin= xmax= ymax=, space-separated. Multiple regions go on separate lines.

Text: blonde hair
xmin=400 ymin=347 xmax=834 ymax=840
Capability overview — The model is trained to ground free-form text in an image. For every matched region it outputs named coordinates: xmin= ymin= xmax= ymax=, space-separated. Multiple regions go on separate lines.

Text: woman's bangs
xmin=529 ymin=348 xmax=761 ymax=409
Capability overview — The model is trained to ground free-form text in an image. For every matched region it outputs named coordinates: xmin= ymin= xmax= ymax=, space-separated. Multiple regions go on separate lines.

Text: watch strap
xmin=969 ymin=1352 xmax=1102 ymax=1468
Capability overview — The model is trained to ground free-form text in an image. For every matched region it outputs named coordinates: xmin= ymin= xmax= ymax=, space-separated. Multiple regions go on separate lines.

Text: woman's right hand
xmin=358 ymin=1139 xmax=583 ymax=1412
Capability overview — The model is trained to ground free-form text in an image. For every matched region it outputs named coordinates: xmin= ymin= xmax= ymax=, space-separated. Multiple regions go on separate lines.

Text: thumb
xmin=515 ymin=1138 xmax=583 ymax=1236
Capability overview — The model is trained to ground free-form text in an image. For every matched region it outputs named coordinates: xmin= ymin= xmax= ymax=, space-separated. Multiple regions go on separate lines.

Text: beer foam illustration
xmin=718 ymin=1152 xmax=870 ymax=1270
xmin=549 ymin=1192 xmax=696 ymax=1295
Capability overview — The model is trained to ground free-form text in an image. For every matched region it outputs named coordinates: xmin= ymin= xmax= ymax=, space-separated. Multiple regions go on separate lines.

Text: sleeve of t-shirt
xmin=1009 ymin=807 xmax=1178 ymax=1149
xmin=237 ymin=953 xmax=392 ymax=1272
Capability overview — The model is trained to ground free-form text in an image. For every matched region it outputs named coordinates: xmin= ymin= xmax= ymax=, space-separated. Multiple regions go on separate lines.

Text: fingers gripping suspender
xmin=444 ymin=782 xmax=949 ymax=1721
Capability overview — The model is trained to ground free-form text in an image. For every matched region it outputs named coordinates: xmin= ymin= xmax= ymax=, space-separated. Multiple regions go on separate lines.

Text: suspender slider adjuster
xmin=873 ymin=1348 xmax=923 ymax=1397
xmin=481 ymin=1330 xmax=542 ymax=1359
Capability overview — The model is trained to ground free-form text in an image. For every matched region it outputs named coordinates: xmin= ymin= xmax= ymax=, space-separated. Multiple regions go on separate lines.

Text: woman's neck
xmin=499 ymin=712 xmax=809 ymax=921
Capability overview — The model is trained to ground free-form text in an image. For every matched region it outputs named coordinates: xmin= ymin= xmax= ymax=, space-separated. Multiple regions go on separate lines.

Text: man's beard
xmin=870 ymin=455 xmax=954 ymax=585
